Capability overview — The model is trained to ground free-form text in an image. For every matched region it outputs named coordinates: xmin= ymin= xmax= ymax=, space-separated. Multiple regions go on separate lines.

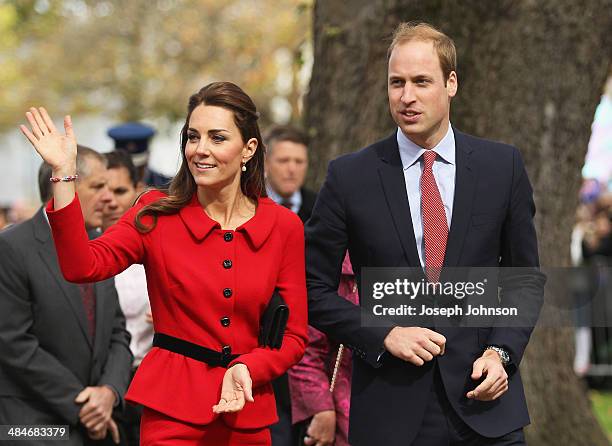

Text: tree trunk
xmin=304 ymin=1 xmax=612 ymax=444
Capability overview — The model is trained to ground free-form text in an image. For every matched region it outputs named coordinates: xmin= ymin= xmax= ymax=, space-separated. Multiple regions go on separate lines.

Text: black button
xmin=224 ymin=232 xmax=233 ymax=242
xmin=220 ymin=316 xmax=230 ymax=327
xmin=223 ymin=260 xmax=232 ymax=269
xmin=223 ymin=288 xmax=232 ymax=298
xmin=222 ymin=345 xmax=232 ymax=355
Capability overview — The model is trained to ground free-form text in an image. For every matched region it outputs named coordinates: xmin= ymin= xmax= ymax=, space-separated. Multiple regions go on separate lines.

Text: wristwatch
xmin=485 ymin=345 xmax=510 ymax=366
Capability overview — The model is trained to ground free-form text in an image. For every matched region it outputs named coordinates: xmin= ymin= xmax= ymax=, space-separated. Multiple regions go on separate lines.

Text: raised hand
xmin=19 ymin=107 xmax=77 ymax=175
xmin=212 ymin=363 xmax=254 ymax=414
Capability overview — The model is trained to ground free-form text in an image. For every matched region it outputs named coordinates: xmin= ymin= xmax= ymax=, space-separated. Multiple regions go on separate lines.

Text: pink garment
xmin=288 ymin=254 xmax=358 ymax=446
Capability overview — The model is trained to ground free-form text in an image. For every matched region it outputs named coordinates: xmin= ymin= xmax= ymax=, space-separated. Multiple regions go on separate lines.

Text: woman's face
xmin=185 ymin=104 xmax=257 ymax=192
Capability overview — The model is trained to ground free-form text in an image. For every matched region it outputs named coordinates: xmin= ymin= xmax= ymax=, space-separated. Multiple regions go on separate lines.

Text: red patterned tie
xmin=421 ymin=150 xmax=448 ymax=282
xmin=78 ymin=283 xmax=96 ymax=341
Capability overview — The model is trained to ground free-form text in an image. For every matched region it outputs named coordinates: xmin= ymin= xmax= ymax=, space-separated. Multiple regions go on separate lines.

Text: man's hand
xmin=75 ymin=385 xmax=117 ymax=433
xmin=304 ymin=410 xmax=336 ymax=446
xmin=467 ymin=349 xmax=508 ymax=401
xmin=383 ymin=327 xmax=446 ymax=366
xmin=86 ymin=418 xmax=120 ymax=444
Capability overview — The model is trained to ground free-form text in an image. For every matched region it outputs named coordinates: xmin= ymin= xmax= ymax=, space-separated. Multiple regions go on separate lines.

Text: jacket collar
xmin=32 ymin=207 xmax=51 ymax=243
xmin=373 ymin=126 xmax=476 ymax=269
xmin=179 ymin=193 xmax=277 ymax=249
xmin=396 ymin=125 xmax=456 ymax=168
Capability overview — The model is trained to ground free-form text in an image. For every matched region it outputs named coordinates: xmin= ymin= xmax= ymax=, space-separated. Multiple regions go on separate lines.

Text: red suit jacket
xmin=47 ymin=190 xmax=308 ymax=429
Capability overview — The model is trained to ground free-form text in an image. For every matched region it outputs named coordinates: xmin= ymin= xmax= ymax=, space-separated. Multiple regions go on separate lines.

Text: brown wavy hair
xmin=135 ymin=82 xmax=267 ymax=232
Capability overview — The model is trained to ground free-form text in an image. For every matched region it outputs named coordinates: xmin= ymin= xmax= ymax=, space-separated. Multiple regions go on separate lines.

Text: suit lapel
xmin=443 ymin=129 xmax=476 ymax=268
xmin=376 ymin=134 xmax=421 ymax=268
xmin=33 ymin=210 xmax=93 ymax=348
xmin=438 ymin=130 xmax=476 ymax=342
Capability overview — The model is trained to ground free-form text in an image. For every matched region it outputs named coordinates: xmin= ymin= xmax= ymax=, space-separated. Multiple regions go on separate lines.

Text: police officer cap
xmin=107 ymin=122 xmax=156 ymax=167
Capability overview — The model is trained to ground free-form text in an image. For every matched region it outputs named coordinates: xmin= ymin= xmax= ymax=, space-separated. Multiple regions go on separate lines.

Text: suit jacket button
xmin=223 ymin=260 xmax=232 ymax=269
xmin=222 ymin=345 xmax=232 ymax=355
xmin=223 ymin=288 xmax=232 ymax=298
xmin=224 ymin=232 xmax=233 ymax=242
xmin=220 ymin=316 xmax=230 ymax=327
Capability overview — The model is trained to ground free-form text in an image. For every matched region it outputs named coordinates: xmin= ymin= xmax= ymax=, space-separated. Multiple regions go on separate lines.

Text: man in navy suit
xmin=305 ymin=22 xmax=545 ymax=445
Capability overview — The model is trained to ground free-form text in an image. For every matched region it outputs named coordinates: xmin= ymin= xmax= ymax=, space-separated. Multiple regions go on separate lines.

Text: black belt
xmin=153 ymin=333 xmax=239 ymax=368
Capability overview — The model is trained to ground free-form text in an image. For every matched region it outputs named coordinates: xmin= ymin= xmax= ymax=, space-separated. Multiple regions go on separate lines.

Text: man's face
xmin=76 ymin=157 xmax=113 ymax=230
xmin=102 ymin=166 xmax=140 ymax=231
xmin=388 ymin=40 xmax=457 ymax=149
xmin=265 ymin=140 xmax=308 ymax=198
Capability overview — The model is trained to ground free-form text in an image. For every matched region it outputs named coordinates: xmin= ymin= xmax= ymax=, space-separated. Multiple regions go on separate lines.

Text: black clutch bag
xmin=259 ymin=289 xmax=289 ymax=349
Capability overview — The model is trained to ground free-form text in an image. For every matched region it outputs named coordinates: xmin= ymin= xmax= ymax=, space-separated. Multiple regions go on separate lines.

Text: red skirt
xmin=140 ymin=407 xmax=271 ymax=445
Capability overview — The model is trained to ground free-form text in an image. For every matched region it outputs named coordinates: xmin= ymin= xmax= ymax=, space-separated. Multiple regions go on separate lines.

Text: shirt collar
xmin=396 ymin=124 xmax=456 ymax=169
xmin=266 ymin=185 xmax=302 ymax=209
xmin=179 ymin=193 xmax=277 ymax=249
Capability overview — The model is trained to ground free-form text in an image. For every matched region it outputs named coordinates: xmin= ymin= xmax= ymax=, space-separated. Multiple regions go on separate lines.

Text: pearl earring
xmin=241 ymin=161 xmax=247 ymax=172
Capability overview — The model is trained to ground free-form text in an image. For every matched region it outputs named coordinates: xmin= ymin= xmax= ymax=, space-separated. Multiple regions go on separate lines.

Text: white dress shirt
xmin=114 ymin=264 xmax=153 ymax=367
xmin=396 ymin=125 xmax=456 ymax=267
xmin=266 ymin=186 xmax=303 ymax=214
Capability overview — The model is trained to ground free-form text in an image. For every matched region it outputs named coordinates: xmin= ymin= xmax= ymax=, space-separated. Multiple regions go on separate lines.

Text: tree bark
xmin=304 ymin=1 xmax=612 ymax=444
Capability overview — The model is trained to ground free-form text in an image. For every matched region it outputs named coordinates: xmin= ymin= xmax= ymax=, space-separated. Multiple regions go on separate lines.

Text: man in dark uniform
xmin=107 ymin=123 xmax=171 ymax=188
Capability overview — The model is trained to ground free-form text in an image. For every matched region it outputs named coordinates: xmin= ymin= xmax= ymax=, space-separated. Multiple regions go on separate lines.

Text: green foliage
xmin=0 ymin=0 xmax=312 ymax=131
xmin=591 ymin=390 xmax=612 ymax=441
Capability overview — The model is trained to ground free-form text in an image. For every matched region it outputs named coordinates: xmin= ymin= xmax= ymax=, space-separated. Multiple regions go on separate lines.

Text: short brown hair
xmin=106 ymin=150 xmax=139 ymax=187
xmin=388 ymin=22 xmax=456 ymax=82
xmin=264 ymin=125 xmax=308 ymax=156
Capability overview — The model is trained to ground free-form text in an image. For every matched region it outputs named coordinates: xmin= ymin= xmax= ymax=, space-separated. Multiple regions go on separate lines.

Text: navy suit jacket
xmin=297 ymin=187 xmax=318 ymax=224
xmin=305 ymin=129 xmax=545 ymax=445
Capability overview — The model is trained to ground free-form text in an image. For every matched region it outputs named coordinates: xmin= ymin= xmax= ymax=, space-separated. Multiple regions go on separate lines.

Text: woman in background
xmin=289 ymin=253 xmax=357 ymax=446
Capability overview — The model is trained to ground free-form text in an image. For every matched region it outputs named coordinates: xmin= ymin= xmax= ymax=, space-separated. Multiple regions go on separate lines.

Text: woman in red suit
xmin=20 ymin=82 xmax=308 ymax=445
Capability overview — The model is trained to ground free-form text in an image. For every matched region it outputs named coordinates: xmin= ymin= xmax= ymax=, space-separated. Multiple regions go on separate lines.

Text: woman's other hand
xmin=212 ymin=363 xmax=254 ymax=414
xmin=20 ymin=107 xmax=77 ymax=175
